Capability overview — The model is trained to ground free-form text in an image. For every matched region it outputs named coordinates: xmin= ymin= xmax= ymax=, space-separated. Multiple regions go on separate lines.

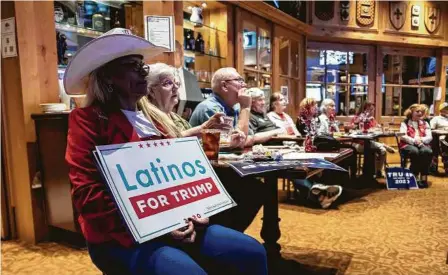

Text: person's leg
xmin=293 ymin=179 xmax=342 ymax=209
xmin=87 ymin=241 xmax=206 ymax=275
xmin=212 ymin=168 xmax=265 ymax=232
xmin=440 ymin=136 xmax=448 ymax=174
xmin=371 ymin=141 xmax=387 ymax=177
xmin=430 ymin=135 xmax=441 ymax=173
xmin=418 ymin=146 xmax=433 ymax=176
xmin=401 ymin=145 xmax=420 ymax=176
xmin=199 ymin=225 xmax=268 ymax=275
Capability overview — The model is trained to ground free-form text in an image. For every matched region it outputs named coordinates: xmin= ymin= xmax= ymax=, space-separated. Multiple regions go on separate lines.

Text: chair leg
xmin=286 ymin=179 xmax=291 ymax=200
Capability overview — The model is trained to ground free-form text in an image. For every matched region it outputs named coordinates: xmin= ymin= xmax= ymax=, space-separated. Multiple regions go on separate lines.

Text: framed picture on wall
xmin=281 ymin=86 xmax=289 ymax=104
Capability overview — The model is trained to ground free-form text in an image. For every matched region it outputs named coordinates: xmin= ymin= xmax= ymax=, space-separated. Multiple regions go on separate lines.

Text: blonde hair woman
xmin=139 ymin=63 xmax=245 ymax=147
xmin=399 ymin=104 xmax=433 ymax=187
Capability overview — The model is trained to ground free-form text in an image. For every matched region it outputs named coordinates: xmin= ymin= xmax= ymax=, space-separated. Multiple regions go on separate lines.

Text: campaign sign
xmin=94 ymin=137 xmax=236 ymax=244
xmin=385 ymin=167 xmax=418 ymax=190
xmin=227 ymin=158 xmax=346 ymax=177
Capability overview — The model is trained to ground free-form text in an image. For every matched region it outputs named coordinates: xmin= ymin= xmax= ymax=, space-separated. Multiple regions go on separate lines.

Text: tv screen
xmin=320 ymin=50 xmax=354 ymax=65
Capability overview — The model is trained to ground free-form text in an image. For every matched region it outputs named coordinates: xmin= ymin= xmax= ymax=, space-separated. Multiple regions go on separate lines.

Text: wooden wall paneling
xmin=15 ymin=1 xmax=59 ymax=142
xmin=235 ymin=7 xmax=244 ymax=74
xmin=1 ymin=1 xmax=36 ymax=243
xmin=375 ymin=46 xmax=383 ymax=120
xmin=272 ymin=25 xmax=281 ymax=93
xmin=434 ymin=48 xmax=448 ymax=115
xmin=309 ymin=1 xmax=448 ymax=47
xmin=226 ymin=4 xmax=234 ymax=67
xmin=233 ymin=1 xmax=311 ymax=36
xmin=381 ymin=46 xmax=436 ymax=57
xmin=298 ymin=36 xmax=307 ymax=110
xmin=143 ymin=1 xmax=181 ymax=66
xmin=368 ymin=46 xmax=376 ymax=104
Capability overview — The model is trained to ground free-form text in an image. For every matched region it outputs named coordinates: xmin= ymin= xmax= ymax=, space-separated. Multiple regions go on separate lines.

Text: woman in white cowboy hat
xmin=65 ymin=28 xmax=267 ymax=275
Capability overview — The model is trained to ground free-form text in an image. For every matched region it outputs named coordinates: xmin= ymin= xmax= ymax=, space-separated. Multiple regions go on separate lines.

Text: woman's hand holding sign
xmin=170 ymin=221 xmax=196 ymax=243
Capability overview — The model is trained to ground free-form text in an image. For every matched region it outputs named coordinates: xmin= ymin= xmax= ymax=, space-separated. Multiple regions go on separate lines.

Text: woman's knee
xmin=202 ymin=225 xmax=267 ymax=272
xmin=148 ymin=246 xmax=206 ymax=275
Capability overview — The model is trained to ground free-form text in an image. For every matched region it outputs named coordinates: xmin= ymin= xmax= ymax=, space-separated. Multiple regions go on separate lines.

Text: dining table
xmin=212 ymin=147 xmax=353 ymax=262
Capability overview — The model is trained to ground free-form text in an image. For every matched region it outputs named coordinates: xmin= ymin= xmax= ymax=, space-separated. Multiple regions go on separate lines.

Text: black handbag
xmin=313 ymin=134 xmax=341 ymax=151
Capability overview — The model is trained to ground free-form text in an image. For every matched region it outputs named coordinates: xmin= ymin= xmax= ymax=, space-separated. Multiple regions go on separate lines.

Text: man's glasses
xmin=224 ymin=77 xmax=245 ymax=84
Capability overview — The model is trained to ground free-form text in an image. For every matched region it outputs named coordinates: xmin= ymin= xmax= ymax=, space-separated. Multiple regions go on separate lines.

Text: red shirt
xmin=278 ymin=113 xmax=295 ymax=135
xmin=66 ymin=105 xmax=168 ymax=247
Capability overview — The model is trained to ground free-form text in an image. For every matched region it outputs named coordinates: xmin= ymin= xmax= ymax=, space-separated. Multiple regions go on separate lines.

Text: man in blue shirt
xmin=190 ymin=68 xmax=264 ymax=232
xmin=190 ymin=67 xmax=252 ymax=142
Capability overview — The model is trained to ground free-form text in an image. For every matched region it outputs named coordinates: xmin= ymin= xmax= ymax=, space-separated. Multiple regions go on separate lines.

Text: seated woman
xmin=294 ymin=98 xmax=342 ymax=209
xmin=267 ymin=92 xmax=301 ymax=136
xmin=140 ymin=63 xmax=266 ymax=234
xmin=351 ymin=101 xmax=394 ymax=178
xmin=430 ymin=103 xmax=448 ymax=174
xmin=318 ymin=99 xmax=357 ymax=177
xmin=65 ymin=29 xmax=267 ymax=275
xmin=400 ymin=104 xmax=433 ymax=188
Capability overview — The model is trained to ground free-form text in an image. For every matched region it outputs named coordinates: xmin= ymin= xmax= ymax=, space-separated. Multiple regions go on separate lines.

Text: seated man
xmin=247 ymin=88 xmax=286 ymax=144
xmin=189 ymin=68 xmax=265 ymax=232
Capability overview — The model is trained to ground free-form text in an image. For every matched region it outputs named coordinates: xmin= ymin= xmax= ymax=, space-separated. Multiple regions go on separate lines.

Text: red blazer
xmin=65 ymin=105 xmax=166 ymax=247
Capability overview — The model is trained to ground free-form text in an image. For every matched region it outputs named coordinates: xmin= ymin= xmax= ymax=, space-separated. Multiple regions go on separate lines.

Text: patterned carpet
xmin=2 ymin=175 xmax=448 ymax=275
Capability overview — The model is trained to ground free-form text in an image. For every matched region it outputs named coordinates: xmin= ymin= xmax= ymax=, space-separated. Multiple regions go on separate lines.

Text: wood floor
xmin=2 ymin=158 xmax=448 ymax=275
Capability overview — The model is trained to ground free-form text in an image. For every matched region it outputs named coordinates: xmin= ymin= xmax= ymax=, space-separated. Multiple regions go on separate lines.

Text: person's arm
xmin=430 ymin=117 xmax=438 ymax=130
xmin=66 ymin=108 xmax=134 ymax=247
xmin=251 ymin=129 xmax=282 ymax=145
xmin=399 ymin=121 xmax=415 ymax=145
xmin=181 ymin=113 xmax=229 ymax=137
xmin=317 ymin=117 xmax=327 ymax=135
xmin=422 ymin=122 xmax=433 ymax=144
xmin=236 ymin=89 xmax=252 ymax=136
xmin=286 ymin=114 xmax=301 ymax=136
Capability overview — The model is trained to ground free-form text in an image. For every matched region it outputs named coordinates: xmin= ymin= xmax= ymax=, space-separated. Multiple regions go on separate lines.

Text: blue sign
xmin=385 ymin=167 xmax=418 ymax=190
xmin=227 ymin=158 xmax=346 ymax=177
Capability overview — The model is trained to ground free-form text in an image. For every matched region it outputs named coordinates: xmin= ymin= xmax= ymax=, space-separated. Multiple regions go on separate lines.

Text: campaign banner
xmin=226 ymin=158 xmax=346 ymax=177
xmin=94 ymin=137 xmax=236 ymax=244
xmin=386 ymin=167 xmax=418 ymax=190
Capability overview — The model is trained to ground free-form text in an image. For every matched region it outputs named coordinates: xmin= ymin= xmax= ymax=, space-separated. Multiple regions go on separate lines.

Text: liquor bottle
xmin=195 ymin=33 xmax=204 ymax=54
xmin=75 ymin=2 xmax=85 ymax=27
xmin=113 ymin=11 xmax=121 ymax=28
xmin=92 ymin=12 xmax=105 ymax=31
xmin=186 ymin=29 xmax=195 ymax=51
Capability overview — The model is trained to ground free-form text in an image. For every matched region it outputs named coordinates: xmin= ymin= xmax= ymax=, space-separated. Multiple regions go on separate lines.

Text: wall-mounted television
xmin=320 ymin=50 xmax=354 ymax=66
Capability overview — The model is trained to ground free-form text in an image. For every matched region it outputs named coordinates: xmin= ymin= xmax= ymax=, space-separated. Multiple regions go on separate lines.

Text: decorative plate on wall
xmin=356 ymin=0 xmax=375 ymax=27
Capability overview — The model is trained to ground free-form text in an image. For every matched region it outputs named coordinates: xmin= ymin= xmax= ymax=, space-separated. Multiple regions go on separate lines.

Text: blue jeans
xmin=87 ymin=225 xmax=267 ymax=275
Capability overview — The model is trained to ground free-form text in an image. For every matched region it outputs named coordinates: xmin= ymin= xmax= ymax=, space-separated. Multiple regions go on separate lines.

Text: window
xmin=382 ymin=55 xmax=436 ymax=116
xmin=306 ymin=47 xmax=368 ymax=116
xmin=242 ymin=18 xmax=272 ymax=94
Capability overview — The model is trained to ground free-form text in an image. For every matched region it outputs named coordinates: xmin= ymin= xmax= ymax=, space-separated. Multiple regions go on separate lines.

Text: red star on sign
xmin=146 ymin=143 xmax=151 ymax=148
xmin=159 ymin=141 xmax=164 ymax=146
xmin=166 ymin=141 xmax=171 ymax=146
xmin=138 ymin=144 xmax=143 ymax=149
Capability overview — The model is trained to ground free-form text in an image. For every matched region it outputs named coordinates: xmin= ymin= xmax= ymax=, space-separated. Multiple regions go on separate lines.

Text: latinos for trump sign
xmin=93 ymin=137 xmax=236 ymax=244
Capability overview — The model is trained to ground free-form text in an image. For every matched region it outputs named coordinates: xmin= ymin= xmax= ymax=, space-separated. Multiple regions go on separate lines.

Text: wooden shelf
xmin=55 ymin=23 xmax=104 ymax=38
xmin=184 ymin=50 xmax=225 ymax=60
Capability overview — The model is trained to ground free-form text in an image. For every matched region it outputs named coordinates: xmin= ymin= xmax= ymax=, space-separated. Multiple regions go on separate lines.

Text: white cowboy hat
xmin=64 ymin=28 xmax=167 ymax=95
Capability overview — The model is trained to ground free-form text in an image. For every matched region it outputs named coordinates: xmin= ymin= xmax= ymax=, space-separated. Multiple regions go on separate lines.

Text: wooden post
xmin=434 ymin=48 xmax=448 ymax=115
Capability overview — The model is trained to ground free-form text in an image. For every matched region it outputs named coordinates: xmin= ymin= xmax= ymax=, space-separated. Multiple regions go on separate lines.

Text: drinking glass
xmin=201 ymin=129 xmax=221 ymax=160
xmin=219 ymin=116 xmax=234 ymax=147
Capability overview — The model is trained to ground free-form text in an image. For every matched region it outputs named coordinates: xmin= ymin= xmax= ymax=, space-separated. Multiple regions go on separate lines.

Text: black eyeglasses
xmin=119 ymin=60 xmax=150 ymax=75
xmin=224 ymin=77 xmax=245 ymax=84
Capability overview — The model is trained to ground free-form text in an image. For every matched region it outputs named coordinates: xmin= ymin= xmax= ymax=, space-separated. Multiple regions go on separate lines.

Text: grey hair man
xmin=189 ymin=67 xmax=251 ymax=139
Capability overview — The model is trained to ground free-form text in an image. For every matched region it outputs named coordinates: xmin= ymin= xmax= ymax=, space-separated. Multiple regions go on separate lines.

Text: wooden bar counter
xmin=31 ymin=112 xmax=84 ymax=246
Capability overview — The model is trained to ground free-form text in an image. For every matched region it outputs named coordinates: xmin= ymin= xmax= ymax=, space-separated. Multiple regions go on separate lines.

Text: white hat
xmin=246 ymin=87 xmax=265 ymax=98
xmin=64 ymin=28 xmax=167 ymax=95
